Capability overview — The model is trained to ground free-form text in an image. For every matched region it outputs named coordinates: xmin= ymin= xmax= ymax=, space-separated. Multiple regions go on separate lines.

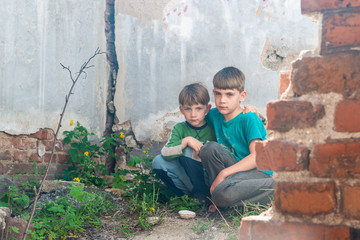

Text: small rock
xmin=0 ymin=176 xmax=15 ymax=196
xmin=147 ymin=216 xmax=159 ymax=224
xmin=178 ymin=210 xmax=196 ymax=219
xmin=105 ymin=188 xmax=126 ymax=196
xmin=41 ymin=180 xmax=84 ymax=193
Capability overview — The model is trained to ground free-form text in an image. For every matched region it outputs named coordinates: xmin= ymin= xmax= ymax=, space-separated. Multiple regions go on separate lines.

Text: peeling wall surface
xmin=0 ymin=1 xmax=108 ymax=138
xmin=114 ymin=0 xmax=319 ymax=142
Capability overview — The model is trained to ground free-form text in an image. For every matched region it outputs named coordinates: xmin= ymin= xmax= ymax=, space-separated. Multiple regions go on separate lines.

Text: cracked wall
xmin=112 ymin=0 xmax=319 ymax=142
xmin=0 ymin=0 xmax=108 ymax=139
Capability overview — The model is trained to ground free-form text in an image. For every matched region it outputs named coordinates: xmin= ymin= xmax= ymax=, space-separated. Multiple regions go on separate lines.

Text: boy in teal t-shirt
xmin=199 ymin=67 xmax=275 ymax=209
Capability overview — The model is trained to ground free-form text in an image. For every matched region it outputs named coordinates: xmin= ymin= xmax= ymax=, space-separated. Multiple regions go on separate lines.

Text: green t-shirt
xmin=206 ymin=108 xmax=272 ymax=175
xmin=161 ymin=121 xmax=216 ymax=161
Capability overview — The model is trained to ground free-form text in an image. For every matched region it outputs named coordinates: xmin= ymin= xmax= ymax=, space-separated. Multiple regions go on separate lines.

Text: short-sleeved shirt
xmin=206 ymin=108 xmax=272 ymax=175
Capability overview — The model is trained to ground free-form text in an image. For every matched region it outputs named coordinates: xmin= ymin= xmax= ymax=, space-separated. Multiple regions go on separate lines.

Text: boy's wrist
xmin=181 ymin=137 xmax=189 ymax=149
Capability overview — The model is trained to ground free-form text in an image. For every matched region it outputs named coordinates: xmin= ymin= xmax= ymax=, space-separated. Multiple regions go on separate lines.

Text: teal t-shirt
xmin=206 ymin=108 xmax=272 ymax=175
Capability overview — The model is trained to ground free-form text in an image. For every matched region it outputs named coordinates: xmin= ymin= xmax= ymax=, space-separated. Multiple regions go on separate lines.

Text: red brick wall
xmin=240 ymin=0 xmax=360 ymax=239
xmin=0 ymin=129 xmax=69 ymax=181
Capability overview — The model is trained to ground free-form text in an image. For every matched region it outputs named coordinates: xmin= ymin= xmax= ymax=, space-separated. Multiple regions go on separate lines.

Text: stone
xmin=178 ymin=210 xmax=196 ymax=219
xmin=147 ymin=217 xmax=159 ymax=224
xmin=105 ymin=188 xmax=126 ymax=196
xmin=41 ymin=180 xmax=84 ymax=193
xmin=0 ymin=207 xmax=10 ymax=230
xmin=0 ymin=176 xmax=15 ymax=197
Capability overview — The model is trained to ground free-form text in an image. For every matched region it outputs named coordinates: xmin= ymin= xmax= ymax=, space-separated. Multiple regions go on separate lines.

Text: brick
xmin=239 ymin=216 xmax=351 ymax=240
xmin=279 ymin=71 xmax=291 ymax=96
xmin=267 ymin=100 xmax=325 ymax=132
xmin=43 ymin=153 xmax=56 ymax=163
xmin=0 ymin=136 xmax=12 ymax=148
xmin=11 ymin=137 xmax=37 ymax=150
xmin=334 ymin=98 xmax=360 ymax=132
xmin=30 ymin=153 xmax=42 ymax=163
xmin=302 ymin=0 xmax=360 ymax=13
xmin=275 ymin=182 xmax=336 ymax=215
xmin=291 ymin=53 xmax=360 ymax=97
xmin=5 ymin=163 xmax=35 ymax=175
xmin=13 ymin=151 xmax=28 ymax=162
xmin=342 ymin=183 xmax=360 ymax=219
xmin=30 ymin=129 xmax=54 ymax=140
xmin=48 ymin=164 xmax=68 ymax=179
xmin=256 ymin=140 xmax=309 ymax=171
xmin=0 ymin=151 xmax=11 ymax=160
xmin=322 ymin=12 xmax=360 ymax=53
xmin=57 ymin=153 xmax=70 ymax=164
xmin=6 ymin=217 xmax=33 ymax=240
xmin=310 ymin=141 xmax=360 ymax=178
xmin=38 ymin=140 xmax=63 ymax=151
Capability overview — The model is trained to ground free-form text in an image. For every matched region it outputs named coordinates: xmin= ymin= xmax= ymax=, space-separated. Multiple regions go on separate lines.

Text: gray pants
xmin=199 ymin=141 xmax=275 ymax=207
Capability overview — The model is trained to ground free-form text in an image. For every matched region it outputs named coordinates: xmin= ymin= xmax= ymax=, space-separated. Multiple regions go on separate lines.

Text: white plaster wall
xmin=0 ymin=1 xmax=108 ymax=138
xmin=114 ymin=0 xmax=319 ymax=142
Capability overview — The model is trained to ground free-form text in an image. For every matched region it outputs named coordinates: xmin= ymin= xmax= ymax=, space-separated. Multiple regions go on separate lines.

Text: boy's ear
xmin=179 ymin=106 xmax=184 ymax=114
xmin=240 ymin=91 xmax=247 ymax=102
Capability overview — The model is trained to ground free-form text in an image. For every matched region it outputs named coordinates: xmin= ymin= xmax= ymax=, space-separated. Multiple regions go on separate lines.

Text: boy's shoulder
xmin=171 ymin=121 xmax=188 ymax=130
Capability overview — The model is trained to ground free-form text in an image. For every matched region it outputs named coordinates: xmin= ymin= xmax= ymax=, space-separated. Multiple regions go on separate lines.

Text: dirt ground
xmin=73 ymin=191 xmax=240 ymax=240
xmin=77 ymin=212 xmax=238 ymax=240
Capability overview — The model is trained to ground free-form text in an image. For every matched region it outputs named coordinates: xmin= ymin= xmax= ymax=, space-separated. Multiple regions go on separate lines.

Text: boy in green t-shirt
xmin=199 ymin=67 xmax=275 ymax=210
xmin=152 ymin=83 xmax=216 ymax=201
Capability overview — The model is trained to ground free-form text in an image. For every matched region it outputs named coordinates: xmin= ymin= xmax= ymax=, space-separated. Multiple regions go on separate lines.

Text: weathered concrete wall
xmin=0 ymin=1 xmax=108 ymax=138
xmin=113 ymin=0 xmax=319 ymax=142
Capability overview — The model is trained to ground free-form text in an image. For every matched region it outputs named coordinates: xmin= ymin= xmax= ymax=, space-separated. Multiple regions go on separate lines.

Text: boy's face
xmin=179 ymin=103 xmax=211 ymax=127
xmin=213 ymin=88 xmax=246 ymax=121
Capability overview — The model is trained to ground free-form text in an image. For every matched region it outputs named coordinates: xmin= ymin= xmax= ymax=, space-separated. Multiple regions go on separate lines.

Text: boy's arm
xmin=161 ymin=124 xmax=185 ymax=160
xmin=181 ymin=137 xmax=203 ymax=155
xmin=209 ymin=139 xmax=260 ymax=194
xmin=161 ymin=124 xmax=203 ymax=160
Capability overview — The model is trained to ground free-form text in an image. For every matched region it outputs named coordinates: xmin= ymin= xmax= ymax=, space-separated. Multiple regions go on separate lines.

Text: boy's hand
xmin=210 ymin=173 xmax=226 ymax=194
xmin=243 ymin=105 xmax=257 ymax=114
xmin=182 ymin=137 xmax=203 ymax=155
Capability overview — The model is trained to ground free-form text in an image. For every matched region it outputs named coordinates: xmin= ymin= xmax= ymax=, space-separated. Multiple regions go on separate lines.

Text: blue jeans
xmin=152 ymin=147 xmax=210 ymax=201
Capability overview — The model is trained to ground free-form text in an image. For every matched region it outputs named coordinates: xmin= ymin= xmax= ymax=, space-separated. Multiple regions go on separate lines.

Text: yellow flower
xmin=151 ymin=207 xmax=155 ymax=212
xmin=143 ymin=150 xmax=147 ymax=154
xmin=74 ymin=177 xmax=80 ymax=182
xmin=84 ymin=151 xmax=89 ymax=156
xmin=70 ymin=120 xmax=74 ymax=126
xmin=120 ymin=132 xmax=124 ymax=139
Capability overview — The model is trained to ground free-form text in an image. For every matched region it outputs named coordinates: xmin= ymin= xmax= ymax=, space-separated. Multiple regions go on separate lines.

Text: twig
xmin=21 ymin=49 xmax=104 ymax=240
xmin=206 ymin=197 xmax=237 ymax=236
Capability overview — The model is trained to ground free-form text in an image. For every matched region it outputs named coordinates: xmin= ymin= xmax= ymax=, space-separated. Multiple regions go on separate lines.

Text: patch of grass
xmin=190 ymin=218 xmax=214 ymax=234
xmin=28 ymin=184 xmax=115 ymax=240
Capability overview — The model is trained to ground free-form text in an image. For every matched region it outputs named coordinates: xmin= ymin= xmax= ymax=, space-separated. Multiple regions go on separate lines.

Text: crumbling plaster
xmin=113 ymin=0 xmax=319 ymax=142
xmin=0 ymin=1 xmax=108 ymax=138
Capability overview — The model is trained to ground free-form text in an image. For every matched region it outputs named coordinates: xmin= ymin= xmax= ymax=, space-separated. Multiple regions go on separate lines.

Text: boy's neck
xmin=224 ymin=106 xmax=244 ymax=122
xmin=186 ymin=121 xmax=207 ymax=129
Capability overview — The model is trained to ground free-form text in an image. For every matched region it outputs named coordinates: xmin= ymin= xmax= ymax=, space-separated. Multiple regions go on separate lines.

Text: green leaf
xmin=8 ymin=226 xmax=19 ymax=233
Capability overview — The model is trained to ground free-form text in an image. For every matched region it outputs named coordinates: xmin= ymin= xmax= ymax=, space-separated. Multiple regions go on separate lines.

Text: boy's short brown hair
xmin=213 ymin=66 xmax=245 ymax=92
xmin=179 ymin=83 xmax=210 ymax=106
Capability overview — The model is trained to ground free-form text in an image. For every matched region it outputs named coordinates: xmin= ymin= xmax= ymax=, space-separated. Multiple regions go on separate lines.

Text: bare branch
xmin=22 ymin=49 xmax=105 ymax=239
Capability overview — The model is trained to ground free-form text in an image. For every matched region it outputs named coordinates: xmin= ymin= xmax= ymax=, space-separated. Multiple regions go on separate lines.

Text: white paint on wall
xmin=0 ymin=1 xmax=108 ymax=138
xmin=114 ymin=0 xmax=319 ymax=142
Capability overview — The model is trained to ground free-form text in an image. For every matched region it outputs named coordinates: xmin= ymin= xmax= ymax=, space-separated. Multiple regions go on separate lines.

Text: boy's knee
xmin=199 ymin=141 xmax=218 ymax=158
xmin=152 ymin=154 xmax=164 ymax=169
xmin=211 ymin=191 xmax=233 ymax=207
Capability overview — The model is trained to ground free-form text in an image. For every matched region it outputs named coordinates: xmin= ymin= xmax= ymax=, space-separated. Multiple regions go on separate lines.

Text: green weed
xmin=62 ymin=121 xmax=119 ymax=187
xmin=190 ymin=218 xmax=214 ymax=234
xmin=28 ymin=184 xmax=115 ymax=239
